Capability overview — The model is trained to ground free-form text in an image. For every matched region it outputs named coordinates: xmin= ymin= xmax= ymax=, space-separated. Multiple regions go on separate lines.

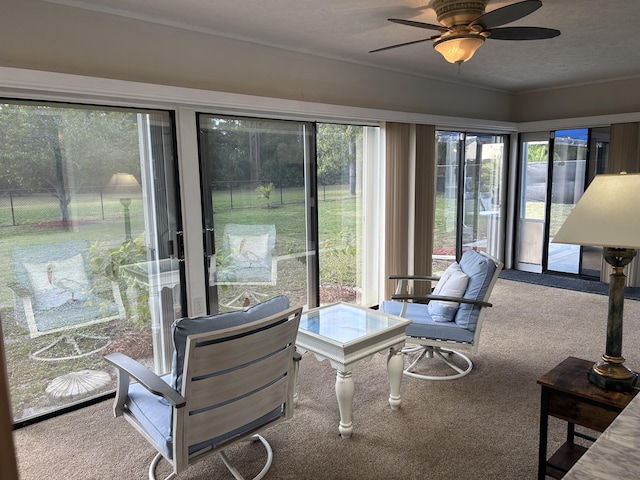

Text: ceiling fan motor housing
xmin=433 ymin=0 xmax=488 ymax=27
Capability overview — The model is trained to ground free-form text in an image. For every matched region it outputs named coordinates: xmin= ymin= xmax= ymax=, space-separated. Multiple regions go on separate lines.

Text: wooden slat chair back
xmin=106 ymin=303 xmax=301 ymax=480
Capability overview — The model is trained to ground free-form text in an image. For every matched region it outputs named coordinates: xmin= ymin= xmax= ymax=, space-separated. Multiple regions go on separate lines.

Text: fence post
xmin=229 ymin=183 xmax=233 ymax=209
xmin=9 ymin=191 xmax=16 ymax=226
xmin=280 ymin=182 xmax=283 ymax=205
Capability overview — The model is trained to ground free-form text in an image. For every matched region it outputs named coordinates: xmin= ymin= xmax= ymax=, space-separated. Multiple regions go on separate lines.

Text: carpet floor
xmin=13 ymin=278 xmax=640 ymax=479
xmin=500 ymin=268 xmax=640 ymax=301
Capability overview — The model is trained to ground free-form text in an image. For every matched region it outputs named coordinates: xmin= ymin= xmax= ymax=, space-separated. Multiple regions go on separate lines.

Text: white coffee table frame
xmin=296 ymin=302 xmax=410 ymax=438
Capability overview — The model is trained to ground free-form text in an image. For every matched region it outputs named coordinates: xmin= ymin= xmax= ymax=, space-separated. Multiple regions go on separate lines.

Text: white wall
xmin=0 ymin=0 xmax=513 ymax=121
xmin=514 ymin=77 xmax=640 ymax=123
xmin=6 ymin=1 xmax=640 ymax=125
xmin=3 ymin=1 xmax=640 ymax=126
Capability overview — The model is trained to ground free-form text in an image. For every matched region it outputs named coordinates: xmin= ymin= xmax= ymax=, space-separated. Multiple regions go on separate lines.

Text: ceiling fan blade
xmin=470 ymin=0 xmax=542 ymax=29
xmin=487 ymin=26 xmax=560 ymax=40
xmin=369 ymin=37 xmax=435 ymax=53
xmin=388 ymin=18 xmax=449 ymax=32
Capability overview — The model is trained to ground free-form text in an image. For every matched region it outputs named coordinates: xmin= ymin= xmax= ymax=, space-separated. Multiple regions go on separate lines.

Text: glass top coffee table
xmin=296 ymin=302 xmax=410 ymax=438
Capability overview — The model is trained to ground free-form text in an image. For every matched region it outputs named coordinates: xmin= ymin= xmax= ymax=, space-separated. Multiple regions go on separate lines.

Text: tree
xmin=316 ymin=124 xmax=359 ymax=194
xmin=0 ymin=103 xmax=140 ymax=222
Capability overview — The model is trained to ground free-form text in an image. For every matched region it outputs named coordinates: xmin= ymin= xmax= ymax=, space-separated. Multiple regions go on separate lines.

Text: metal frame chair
xmin=382 ymin=250 xmax=503 ymax=380
xmin=106 ymin=300 xmax=301 ymax=480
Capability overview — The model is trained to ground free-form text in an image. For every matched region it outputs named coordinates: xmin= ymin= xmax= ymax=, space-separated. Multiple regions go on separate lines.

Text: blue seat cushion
xmin=126 ymin=375 xmax=283 ymax=460
xmin=381 ymin=300 xmax=474 ymax=343
xmin=454 ymin=251 xmax=497 ymax=330
xmin=127 ymin=374 xmax=173 ymax=459
xmin=170 ymin=295 xmax=290 ymax=392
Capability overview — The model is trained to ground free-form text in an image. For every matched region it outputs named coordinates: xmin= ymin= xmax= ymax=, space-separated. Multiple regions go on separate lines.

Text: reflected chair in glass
xmin=381 ymin=250 xmax=502 ymax=380
xmin=9 ymin=241 xmax=125 ymax=360
xmin=105 ymin=295 xmax=301 ymax=480
xmin=214 ymin=224 xmax=277 ymax=307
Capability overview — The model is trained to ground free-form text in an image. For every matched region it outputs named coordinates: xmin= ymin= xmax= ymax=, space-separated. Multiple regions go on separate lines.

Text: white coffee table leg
xmin=335 ymin=370 xmax=355 ymax=438
xmin=387 ymin=347 xmax=404 ymax=410
xmin=293 ymin=354 xmax=300 ymax=407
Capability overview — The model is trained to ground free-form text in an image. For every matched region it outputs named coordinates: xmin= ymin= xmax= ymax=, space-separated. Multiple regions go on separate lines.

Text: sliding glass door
xmin=547 ymin=129 xmax=588 ymax=274
xmin=0 ymin=102 xmax=183 ymax=423
xmin=461 ymin=134 xmax=505 ymax=259
xmin=198 ymin=116 xmax=380 ymax=312
xmin=199 ymin=116 xmax=316 ymax=311
xmin=516 ymin=132 xmax=549 ymax=273
xmin=434 ymin=132 xmax=460 ymax=271
xmin=516 ymin=127 xmax=609 ymax=277
xmin=317 ymin=124 xmax=380 ymax=306
xmin=434 ymin=131 xmax=506 ymax=272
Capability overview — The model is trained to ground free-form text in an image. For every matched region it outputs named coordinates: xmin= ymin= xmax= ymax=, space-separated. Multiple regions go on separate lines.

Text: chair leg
xmin=219 ymin=434 xmax=273 ymax=480
xmin=402 ymin=346 xmax=473 ymax=380
xmin=148 ymin=452 xmax=177 ymax=480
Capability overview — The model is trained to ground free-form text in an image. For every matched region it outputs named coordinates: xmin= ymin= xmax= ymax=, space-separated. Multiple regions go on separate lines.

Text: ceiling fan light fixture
xmin=433 ymin=34 xmax=485 ymax=64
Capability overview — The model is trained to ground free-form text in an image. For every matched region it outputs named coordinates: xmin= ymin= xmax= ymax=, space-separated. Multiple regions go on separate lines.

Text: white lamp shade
xmin=104 ymin=173 xmax=141 ymax=195
xmin=553 ymin=173 xmax=640 ymax=249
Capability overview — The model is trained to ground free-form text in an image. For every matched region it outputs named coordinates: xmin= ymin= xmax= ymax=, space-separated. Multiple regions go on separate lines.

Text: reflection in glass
xmin=0 ymin=102 xmax=181 ymax=423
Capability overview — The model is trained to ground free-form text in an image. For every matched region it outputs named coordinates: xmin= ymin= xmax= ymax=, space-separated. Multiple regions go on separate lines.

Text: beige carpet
xmin=13 ymin=278 xmax=640 ymax=479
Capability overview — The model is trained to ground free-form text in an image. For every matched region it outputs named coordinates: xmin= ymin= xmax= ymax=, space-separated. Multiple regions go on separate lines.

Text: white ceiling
xmin=44 ymin=0 xmax=640 ymax=93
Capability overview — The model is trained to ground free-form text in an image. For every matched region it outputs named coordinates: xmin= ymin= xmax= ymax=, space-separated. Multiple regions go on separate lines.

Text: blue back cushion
xmin=170 ymin=295 xmax=290 ymax=392
xmin=454 ymin=251 xmax=496 ymax=330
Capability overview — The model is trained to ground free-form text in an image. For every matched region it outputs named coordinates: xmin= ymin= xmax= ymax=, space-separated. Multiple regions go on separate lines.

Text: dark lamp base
xmin=588 ymin=362 xmax=638 ymax=392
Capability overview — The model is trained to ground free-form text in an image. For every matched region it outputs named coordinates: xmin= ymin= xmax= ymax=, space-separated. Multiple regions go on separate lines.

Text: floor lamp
xmin=105 ymin=173 xmax=141 ymax=242
xmin=553 ymin=172 xmax=640 ymax=391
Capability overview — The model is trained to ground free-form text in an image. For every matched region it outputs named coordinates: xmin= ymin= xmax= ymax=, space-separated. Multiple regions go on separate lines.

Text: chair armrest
xmin=389 ymin=274 xmax=440 ymax=282
xmin=6 ymin=282 xmax=34 ymax=299
xmin=389 ymin=275 xmax=440 ymax=295
xmin=391 ymin=294 xmax=492 ymax=308
xmin=105 ymin=352 xmax=186 ymax=408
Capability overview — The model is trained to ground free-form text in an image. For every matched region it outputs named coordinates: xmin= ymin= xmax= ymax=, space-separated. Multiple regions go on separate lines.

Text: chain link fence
xmin=0 ymin=187 xmax=142 ymax=227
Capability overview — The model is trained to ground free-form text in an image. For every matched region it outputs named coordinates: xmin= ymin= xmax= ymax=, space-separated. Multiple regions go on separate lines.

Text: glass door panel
xmin=516 ymin=134 xmax=549 ymax=273
xmin=0 ymin=102 xmax=183 ymax=423
xmin=580 ymin=127 xmax=610 ymax=277
xmin=462 ymin=134 xmax=506 ymax=259
xmin=316 ymin=124 xmax=379 ymax=305
xmin=199 ymin=115 xmax=315 ymax=312
xmin=434 ymin=132 xmax=460 ymax=273
xmin=547 ymin=129 xmax=588 ymax=274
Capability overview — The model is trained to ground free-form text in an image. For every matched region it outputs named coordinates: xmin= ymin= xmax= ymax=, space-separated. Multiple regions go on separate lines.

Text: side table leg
xmin=387 ymin=347 xmax=404 ymax=410
xmin=335 ymin=370 xmax=355 ymax=438
xmin=538 ymin=387 xmax=550 ymax=480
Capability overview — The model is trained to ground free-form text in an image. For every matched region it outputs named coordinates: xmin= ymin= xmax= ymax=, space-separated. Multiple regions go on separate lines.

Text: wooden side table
xmin=537 ymin=356 xmax=639 ymax=479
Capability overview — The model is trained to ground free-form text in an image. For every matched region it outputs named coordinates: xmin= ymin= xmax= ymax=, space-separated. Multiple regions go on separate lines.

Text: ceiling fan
xmin=370 ymin=0 xmax=560 ymax=64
